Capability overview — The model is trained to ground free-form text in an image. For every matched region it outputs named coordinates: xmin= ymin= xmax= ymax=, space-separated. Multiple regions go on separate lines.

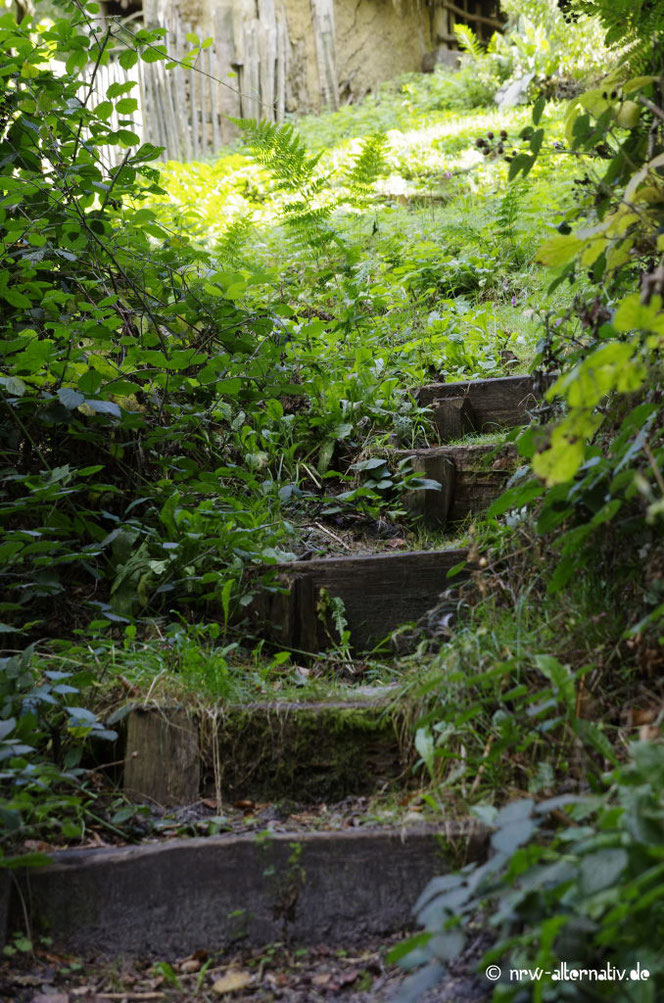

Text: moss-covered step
xmin=251 ymin=548 xmax=470 ymax=652
xmin=400 ymin=442 xmax=517 ymax=527
xmin=417 ymin=373 xmax=552 ymax=442
xmin=123 ymin=695 xmax=409 ymax=805
xmin=9 ymin=822 xmax=487 ymax=958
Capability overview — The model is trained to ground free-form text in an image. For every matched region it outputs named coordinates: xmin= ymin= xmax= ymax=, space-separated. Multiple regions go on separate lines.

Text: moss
xmin=201 ymin=700 xmax=412 ymax=802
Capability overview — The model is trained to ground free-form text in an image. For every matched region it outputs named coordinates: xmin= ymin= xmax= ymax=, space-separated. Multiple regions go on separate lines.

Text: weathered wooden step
xmin=417 ymin=373 xmax=551 ymax=442
xmin=401 ymin=442 xmax=517 ymax=527
xmin=122 ymin=695 xmax=408 ymax=806
xmin=8 ymin=822 xmax=486 ymax=957
xmin=253 ymin=548 xmax=470 ymax=652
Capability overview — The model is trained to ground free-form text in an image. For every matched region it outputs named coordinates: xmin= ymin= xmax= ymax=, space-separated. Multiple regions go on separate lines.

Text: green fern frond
xmin=216 ymin=216 xmax=253 ymax=264
xmin=345 ymin=133 xmax=389 ymax=198
xmin=235 ymin=118 xmax=334 ymax=239
xmin=454 ymin=24 xmax=484 ymax=60
xmin=575 ymin=0 xmax=664 ymax=56
xmin=496 ymin=180 xmax=526 ymax=243
xmin=233 ymin=118 xmax=322 ymax=192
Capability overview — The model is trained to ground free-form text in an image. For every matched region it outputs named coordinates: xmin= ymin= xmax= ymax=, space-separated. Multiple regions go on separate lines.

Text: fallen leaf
xmin=212 ymin=969 xmax=253 ymax=994
xmin=201 ymin=798 xmax=219 ymax=809
xmin=22 ymin=839 xmax=54 ymax=852
xmin=627 ymin=707 xmax=657 ymax=727
xmin=312 ymin=974 xmax=332 ymax=987
xmin=29 ymin=995 xmax=69 ymax=1003
xmin=179 ymin=958 xmax=201 ymax=974
xmin=386 ymin=537 xmax=406 ymax=548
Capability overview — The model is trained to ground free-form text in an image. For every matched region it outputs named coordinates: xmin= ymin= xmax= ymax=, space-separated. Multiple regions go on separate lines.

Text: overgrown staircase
xmin=5 ymin=373 xmax=548 ymax=965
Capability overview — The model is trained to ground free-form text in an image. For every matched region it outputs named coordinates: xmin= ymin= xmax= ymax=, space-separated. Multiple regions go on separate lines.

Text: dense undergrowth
xmin=2 ymin=0 xmax=664 ymax=996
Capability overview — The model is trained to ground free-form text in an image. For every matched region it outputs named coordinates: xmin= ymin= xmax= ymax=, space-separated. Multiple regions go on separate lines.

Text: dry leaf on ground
xmin=212 ymin=969 xmax=253 ymax=994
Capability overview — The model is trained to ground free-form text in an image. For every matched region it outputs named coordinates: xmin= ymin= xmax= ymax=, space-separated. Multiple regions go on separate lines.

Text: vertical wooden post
xmin=124 ymin=708 xmax=200 ymax=806
xmin=310 ymin=0 xmax=339 ymax=110
xmin=434 ymin=395 xmax=475 ymax=442
xmin=402 ymin=454 xmax=456 ymax=528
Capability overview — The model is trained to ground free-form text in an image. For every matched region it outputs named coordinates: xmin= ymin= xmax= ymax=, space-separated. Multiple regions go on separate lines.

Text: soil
xmin=1 ymin=932 xmax=493 ymax=1002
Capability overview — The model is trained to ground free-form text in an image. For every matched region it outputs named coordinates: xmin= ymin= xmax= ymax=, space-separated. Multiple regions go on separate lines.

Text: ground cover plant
xmin=2 ymin=0 xmax=664 ymax=999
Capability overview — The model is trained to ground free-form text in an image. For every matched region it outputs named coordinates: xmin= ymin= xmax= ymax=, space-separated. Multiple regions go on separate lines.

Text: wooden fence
xmin=84 ymin=8 xmax=290 ymax=165
xmin=84 ymin=0 xmax=503 ymax=166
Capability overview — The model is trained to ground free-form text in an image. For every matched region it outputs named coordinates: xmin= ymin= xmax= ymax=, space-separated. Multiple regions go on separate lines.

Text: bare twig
xmin=312 ymin=521 xmax=351 ymax=550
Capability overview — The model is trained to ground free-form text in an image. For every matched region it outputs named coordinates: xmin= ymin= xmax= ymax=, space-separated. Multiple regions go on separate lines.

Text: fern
xmin=234 ymin=118 xmax=322 ymax=192
xmin=575 ymin=0 xmax=664 ymax=72
xmin=496 ymin=180 xmax=526 ymax=245
xmin=234 ymin=118 xmax=333 ymax=237
xmin=454 ymin=23 xmax=484 ymax=60
xmin=344 ymin=133 xmax=389 ymax=201
xmin=216 ymin=216 xmax=253 ymax=265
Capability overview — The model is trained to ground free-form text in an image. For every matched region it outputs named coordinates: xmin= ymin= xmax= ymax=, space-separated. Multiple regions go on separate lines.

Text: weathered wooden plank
xmin=254 ymin=549 xmax=470 ymax=651
xmin=13 ymin=824 xmax=487 ymax=957
xmin=124 ymin=708 xmax=199 ymax=806
xmin=435 ymin=394 xmax=475 ymax=441
xmin=310 ymin=0 xmax=339 ymax=109
xmin=400 ymin=443 xmax=517 ymax=524
xmin=276 ymin=16 xmax=286 ymax=121
xmin=417 ymin=374 xmax=551 ymax=440
xmin=402 ymin=453 xmax=456 ymax=528
xmin=241 ymin=20 xmax=261 ymax=119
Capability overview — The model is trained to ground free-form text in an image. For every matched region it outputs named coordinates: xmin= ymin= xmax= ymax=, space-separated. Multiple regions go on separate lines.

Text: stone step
xmin=8 ymin=822 xmax=486 ymax=957
xmin=400 ymin=441 xmax=517 ymax=527
xmin=121 ymin=694 xmax=409 ymax=806
xmin=417 ymin=373 xmax=552 ymax=442
xmin=252 ymin=548 xmax=471 ymax=653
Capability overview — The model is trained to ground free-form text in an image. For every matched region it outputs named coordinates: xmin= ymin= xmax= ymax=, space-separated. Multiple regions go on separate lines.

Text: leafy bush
xmin=396 ymin=1 xmax=664 ymax=997
xmin=396 ymin=742 xmax=664 ymax=1002
xmin=0 ymin=645 xmax=116 ymax=867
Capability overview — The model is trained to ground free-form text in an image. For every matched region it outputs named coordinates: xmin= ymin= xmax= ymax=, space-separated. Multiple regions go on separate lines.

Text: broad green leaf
xmin=537 ymin=234 xmax=583 ymax=267
xmin=58 ymin=388 xmax=86 ymax=410
xmin=580 ymin=848 xmax=628 ymax=895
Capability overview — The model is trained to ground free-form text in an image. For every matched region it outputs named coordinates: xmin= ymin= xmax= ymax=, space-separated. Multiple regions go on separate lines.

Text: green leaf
xmin=116 ymin=98 xmax=138 ymax=114
xmin=415 ymin=726 xmax=435 ymax=779
xmin=580 ymin=848 xmax=627 ymax=895
xmin=532 ymin=94 xmax=546 ymax=126
xmin=118 ymin=49 xmax=138 ymax=70
xmin=488 ymin=478 xmax=544 ymax=517
xmin=0 ymin=718 xmax=16 ymax=740
xmin=387 ymin=932 xmax=432 ymax=965
xmin=94 ymin=100 xmax=113 ymax=121
xmin=58 ymin=388 xmax=85 ymax=410
xmin=0 ymin=376 xmax=26 ymax=396
xmin=538 ymin=234 xmax=584 ymax=267
xmin=85 ymin=399 xmax=121 ymax=417
xmin=534 ymin=654 xmax=575 ymax=711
